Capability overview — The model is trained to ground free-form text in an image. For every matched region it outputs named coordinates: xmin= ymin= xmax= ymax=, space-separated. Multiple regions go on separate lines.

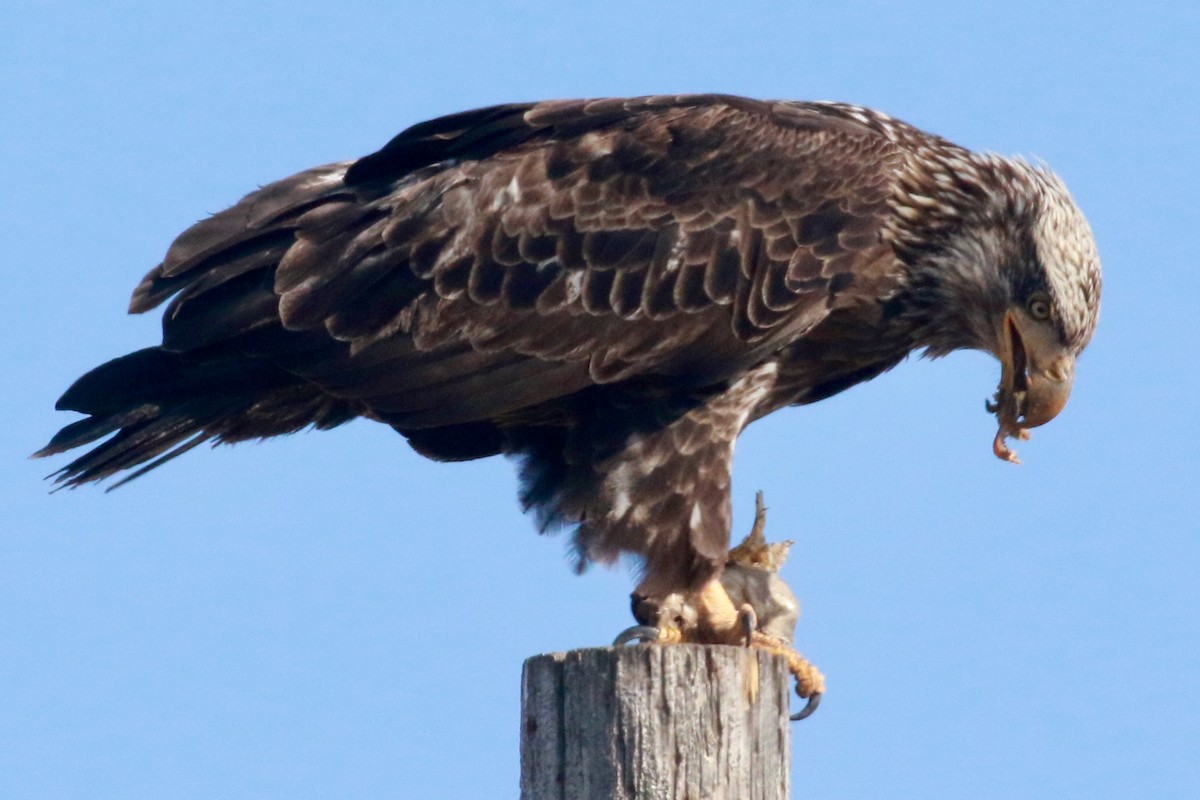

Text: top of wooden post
xmin=521 ymin=644 xmax=791 ymax=800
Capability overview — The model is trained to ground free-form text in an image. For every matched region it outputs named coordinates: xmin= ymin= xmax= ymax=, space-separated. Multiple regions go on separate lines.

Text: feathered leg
xmin=617 ymin=493 xmax=825 ymax=719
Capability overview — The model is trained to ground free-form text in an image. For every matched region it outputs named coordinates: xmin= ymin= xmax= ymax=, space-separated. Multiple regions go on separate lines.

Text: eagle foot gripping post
xmin=613 ymin=492 xmax=825 ymax=720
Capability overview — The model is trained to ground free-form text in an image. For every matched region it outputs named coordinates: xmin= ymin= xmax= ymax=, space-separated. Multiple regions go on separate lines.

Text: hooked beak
xmin=988 ymin=310 xmax=1075 ymax=463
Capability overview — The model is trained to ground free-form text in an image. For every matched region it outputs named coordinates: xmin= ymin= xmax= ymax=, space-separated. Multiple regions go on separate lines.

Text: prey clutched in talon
xmin=612 ymin=492 xmax=824 ymax=719
xmin=723 ymin=492 xmax=800 ymax=641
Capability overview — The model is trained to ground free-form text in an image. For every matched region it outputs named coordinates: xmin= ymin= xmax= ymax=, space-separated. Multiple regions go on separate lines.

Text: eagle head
xmin=890 ymin=152 xmax=1102 ymax=462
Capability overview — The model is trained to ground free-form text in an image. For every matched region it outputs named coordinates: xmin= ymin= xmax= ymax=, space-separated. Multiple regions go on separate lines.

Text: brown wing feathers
xmin=40 ymin=95 xmax=898 ymax=488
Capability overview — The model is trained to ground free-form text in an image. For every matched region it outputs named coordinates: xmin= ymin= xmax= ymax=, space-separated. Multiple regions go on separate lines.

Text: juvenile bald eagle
xmin=37 ymin=95 xmax=1101 ymax=712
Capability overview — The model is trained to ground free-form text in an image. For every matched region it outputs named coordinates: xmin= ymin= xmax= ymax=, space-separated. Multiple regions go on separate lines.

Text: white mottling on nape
xmin=845 ymin=109 xmax=873 ymax=126
xmin=812 ymin=101 xmax=902 ymax=140
xmin=933 ymin=171 xmax=957 ymax=189
xmin=1024 ymin=165 xmax=1101 ymax=350
xmin=943 ymin=154 xmax=978 ymax=180
xmin=689 ymin=502 xmax=704 ymax=529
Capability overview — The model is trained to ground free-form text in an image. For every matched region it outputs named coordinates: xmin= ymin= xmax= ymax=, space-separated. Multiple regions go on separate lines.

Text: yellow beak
xmin=990 ymin=309 xmax=1075 ymax=463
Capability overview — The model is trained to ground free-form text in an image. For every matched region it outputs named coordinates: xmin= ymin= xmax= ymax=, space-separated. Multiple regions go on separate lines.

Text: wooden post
xmin=520 ymin=645 xmax=791 ymax=800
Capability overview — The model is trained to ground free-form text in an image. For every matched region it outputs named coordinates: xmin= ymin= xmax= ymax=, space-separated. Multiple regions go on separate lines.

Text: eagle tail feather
xmin=34 ymin=347 xmax=358 ymax=488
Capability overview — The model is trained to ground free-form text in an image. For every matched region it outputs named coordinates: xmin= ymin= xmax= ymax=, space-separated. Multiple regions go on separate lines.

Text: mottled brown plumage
xmin=38 ymin=95 xmax=1101 ymax=611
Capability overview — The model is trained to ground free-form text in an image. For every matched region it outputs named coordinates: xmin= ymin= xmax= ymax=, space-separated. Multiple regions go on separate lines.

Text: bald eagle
xmin=37 ymin=95 xmax=1101 ymax=715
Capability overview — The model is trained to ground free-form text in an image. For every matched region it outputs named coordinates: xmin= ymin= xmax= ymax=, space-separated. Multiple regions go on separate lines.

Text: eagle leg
xmin=615 ymin=492 xmax=826 ymax=718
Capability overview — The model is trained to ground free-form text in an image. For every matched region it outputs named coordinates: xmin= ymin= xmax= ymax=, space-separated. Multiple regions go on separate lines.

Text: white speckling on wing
xmin=306 ymin=166 xmax=349 ymax=188
xmin=665 ymin=238 xmax=686 ymax=273
xmin=564 ymin=270 xmax=585 ymax=302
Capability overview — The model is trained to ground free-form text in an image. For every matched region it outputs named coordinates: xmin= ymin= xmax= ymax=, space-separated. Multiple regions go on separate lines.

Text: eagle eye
xmin=1027 ymin=292 xmax=1052 ymax=321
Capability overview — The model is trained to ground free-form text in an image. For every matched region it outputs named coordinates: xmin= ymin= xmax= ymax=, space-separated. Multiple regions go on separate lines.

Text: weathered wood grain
xmin=521 ymin=645 xmax=790 ymax=800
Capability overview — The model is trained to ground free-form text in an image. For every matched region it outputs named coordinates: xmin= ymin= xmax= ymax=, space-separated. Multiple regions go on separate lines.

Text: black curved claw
xmin=790 ymin=692 xmax=822 ymax=721
xmin=612 ymin=625 xmax=660 ymax=646
xmin=737 ymin=604 xmax=757 ymax=647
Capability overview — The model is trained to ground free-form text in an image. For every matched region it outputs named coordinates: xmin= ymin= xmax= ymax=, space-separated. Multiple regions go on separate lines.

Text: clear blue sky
xmin=3 ymin=2 xmax=1197 ymax=798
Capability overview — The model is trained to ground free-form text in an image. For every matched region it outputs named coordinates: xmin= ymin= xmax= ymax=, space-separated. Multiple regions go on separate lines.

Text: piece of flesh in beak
xmin=989 ymin=310 xmax=1075 ymax=463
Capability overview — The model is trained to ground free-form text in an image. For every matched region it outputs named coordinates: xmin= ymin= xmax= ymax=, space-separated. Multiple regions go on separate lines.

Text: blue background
xmin=3 ymin=2 xmax=1197 ymax=797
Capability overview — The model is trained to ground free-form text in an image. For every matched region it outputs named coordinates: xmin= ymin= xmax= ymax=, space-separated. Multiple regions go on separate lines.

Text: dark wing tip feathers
xmin=130 ymin=164 xmax=355 ymax=315
xmin=344 ymin=102 xmax=540 ymax=187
